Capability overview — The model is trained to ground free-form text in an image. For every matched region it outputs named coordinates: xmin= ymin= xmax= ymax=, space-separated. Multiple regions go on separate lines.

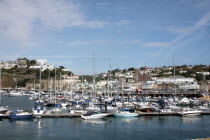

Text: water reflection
xmin=9 ymin=118 xmax=33 ymax=125
xmin=82 ymin=119 xmax=107 ymax=125
xmin=33 ymin=118 xmax=42 ymax=128
xmin=158 ymin=116 xmax=169 ymax=126
xmin=116 ymin=117 xmax=139 ymax=124
xmin=181 ymin=116 xmax=202 ymax=124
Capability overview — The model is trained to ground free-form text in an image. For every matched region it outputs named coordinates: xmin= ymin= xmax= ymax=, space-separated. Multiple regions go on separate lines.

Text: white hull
xmin=61 ymin=103 xmax=67 ymax=107
xmin=81 ymin=113 xmax=108 ymax=119
xmin=9 ymin=93 xmax=24 ymax=96
xmin=114 ymin=112 xmax=139 ymax=117
xmin=178 ymin=109 xmax=202 ymax=116
xmin=33 ymin=109 xmax=46 ymax=115
xmin=179 ymin=112 xmax=202 ymax=116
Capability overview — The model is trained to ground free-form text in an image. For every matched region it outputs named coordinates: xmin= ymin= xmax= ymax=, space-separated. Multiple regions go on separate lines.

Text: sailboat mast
xmin=50 ymin=78 xmax=52 ymax=99
xmin=173 ymin=56 xmax=176 ymax=96
xmin=39 ymin=67 xmax=42 ymax=101
xmin=109 ymin=58 xmax=112 ymax=97
xmin=93 ymin=53 xmax=96 ymax=100
xmin=48 ymin=69 xmax=50 ymax=93
xmin=54 ymin=67 xmax=57 ymax=103
xmin=60 ymin=72 xmax=61 ymax=92
xmin=0 ymin=64 xmax=2 ymax=106
xmin=70 ymin=73 xmax=72 ymax=101
xmin=82 ymin=75 xmax=84 ymax=96
xmin=121 ymin=77 xmax=124 ymax=104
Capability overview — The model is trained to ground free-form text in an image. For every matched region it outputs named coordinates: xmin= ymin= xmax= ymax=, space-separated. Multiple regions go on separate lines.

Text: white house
xmin=156 ymin=76 xmax=195 ymax=84
xmin=36 ymin=59 xmax=48 ymax=66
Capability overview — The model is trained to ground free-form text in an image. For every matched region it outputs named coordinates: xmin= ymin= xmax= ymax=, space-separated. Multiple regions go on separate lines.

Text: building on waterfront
xmin=36 ymin=59 xmax=48 ymax=66
xmin=155 ymin=76 xmax=195 ymax=84
xmin=179 ymin=83 xmax=200 ymax=90
xmin=29 ymin=59 xmax=54 ymax=71
xmin=0 ymin=58 xmax=27 ymax=69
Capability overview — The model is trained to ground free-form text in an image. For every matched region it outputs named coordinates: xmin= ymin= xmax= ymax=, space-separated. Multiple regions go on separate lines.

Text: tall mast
xmin=48 ymin=69 xmax=50 ymax=93
xmin=33 ymin=79 xmax=36 ymax=91
xmin=54 ymin=67 xmax=57 ymax=104
xmin=60 ymin=72 xmax=61 ymax=92
xmin=82 ymin=75 xmax=84 ymax=96
xmin=70 ymin=73 xmax=72 ymax=101
xmin=109 ymin=58 xmax=112 ymax=97
xmin=173 ymin=56 xmax=176 ymax=96
xmin=39 ymin=67 xmax=42 ymax=101
xmin=121 ymin=77 xmax=124 ymax=104
xmin=93 ymin=53 xmax=96 ymax=100
xmin=50 ymin=77 xmax=52 ymax=99
xmin=0 ymin=63 xmax=2 ymax=106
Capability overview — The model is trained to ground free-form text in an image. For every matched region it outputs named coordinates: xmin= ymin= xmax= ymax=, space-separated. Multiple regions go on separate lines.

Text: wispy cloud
xmin=144 ymin=42 xmax=168 ymax=47
xmin=66 ymin=40 xmax=109 ymax=47
xmin=148 ymin=11 xmax=210 ymax=56
xmin=95 ymin=1 xmax=111 ymax=9
xmin=115 ymin=20 xmax=132 ymax=26
xmin=0 ymin=0 xmax=106 ymax=46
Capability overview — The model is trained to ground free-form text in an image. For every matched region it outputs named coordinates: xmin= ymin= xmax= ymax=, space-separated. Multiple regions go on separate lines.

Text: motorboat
xmin=161 ymin=108 xmax=173 ymax=113
xmin=9 ymin=110 xmax=33 ymax=119
xmin=0 ymin=106 xmax=8 ymax=116
xmin=70 ymin=109 xmax=87 ymax=114
xmin=50 ymin=103 xmax=61 ymax=113
xmin=114 ymin=104 xmax=138 ymax=117
xmin=113 ymin=110 xmax=139 ymax=117
xmin=32 ymin=102 xmax=46 ymax=115
xmin=179 ymin=98 xmax=190 ymax=106
xmin=81 ymin=111 xmax=108 ymax=119
xmin=9 ymin=90 xmax=24 ymax=97
xmin=61 ymin=102 xmax=68 ymax=107
xmin=178 ymin=108 xmax=202 ymax=116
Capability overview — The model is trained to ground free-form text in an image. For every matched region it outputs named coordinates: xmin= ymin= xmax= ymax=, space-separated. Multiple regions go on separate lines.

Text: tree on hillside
xmin=59 ymin=66 xmax=65 ymax=69
xmin=30 ymin=60 xmax=36 ymax=66
xmin=195 ymin=74 xmax=203 ymax=81
xmin=122 ymin=69 xmax=127 ymax=73
xmin=128 ymin=67 xmax=135 ymax=71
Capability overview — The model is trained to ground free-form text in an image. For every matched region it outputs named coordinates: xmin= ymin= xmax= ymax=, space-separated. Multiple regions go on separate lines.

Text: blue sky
xmin=0 ymin=0 xmax=210 ymax=74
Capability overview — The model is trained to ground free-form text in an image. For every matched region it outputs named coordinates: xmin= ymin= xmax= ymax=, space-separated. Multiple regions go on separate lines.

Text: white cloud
xmin=151 ymin=11 xmax=210 ymax=56
xmin=0 ymin=0 xmax=106 ymax=46
xmin=144 ymin=42 xmax=168 ymax=47
xmin=115 ymin=20 xmax=132 ymax=26
xmin=166 ymin=26 xmax=192 ymax=34
xmin=67 ymin=40 xmax=109 ymax=47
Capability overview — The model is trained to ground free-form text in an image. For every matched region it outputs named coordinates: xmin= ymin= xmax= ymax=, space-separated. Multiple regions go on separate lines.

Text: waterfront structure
xmin=29 ymin=59 xmax=54 ymax=71
xmin=155 ymin=76 xmax=195 ymax=84
xmin=179 ymin=83 xmax=200 ymax=90
xmin=0 ymin=58 xmax=27 ymax=69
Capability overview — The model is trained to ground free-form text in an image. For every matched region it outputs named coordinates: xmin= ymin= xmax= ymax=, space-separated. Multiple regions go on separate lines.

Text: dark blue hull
xmin=10 ymin=115 xmax=33 ymax=119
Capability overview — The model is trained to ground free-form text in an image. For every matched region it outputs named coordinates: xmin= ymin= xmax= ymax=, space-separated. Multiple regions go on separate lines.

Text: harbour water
xmin=1 ymin=96 xmax=210 ymax=140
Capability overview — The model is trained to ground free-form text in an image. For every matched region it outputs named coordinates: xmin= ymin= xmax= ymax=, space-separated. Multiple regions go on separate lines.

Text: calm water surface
xmin=0 ymin=96 xmax=210 ymax=140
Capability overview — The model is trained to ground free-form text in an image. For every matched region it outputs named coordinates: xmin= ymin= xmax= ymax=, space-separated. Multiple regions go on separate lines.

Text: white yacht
xmin=9 ymin=90 xmax=24 ymax=96
xmin=114 ymin=110 xmax=139 ymax=117
xmin=32 ymin=102 xmax=46 ymax=115
xmin=178 ymin=108 xmax=202 ymax=116
xmin=81 ymin=111 xmax=108 ymax=119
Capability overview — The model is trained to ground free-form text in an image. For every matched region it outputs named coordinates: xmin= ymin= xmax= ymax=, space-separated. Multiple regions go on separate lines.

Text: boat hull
xmin=33 ymin=109 xmax=46 ymax=115
xmin=81 ymin=114 xmax=108 ymax=119
xmin=114 ymin=113 xmax=139 ymax=117
xmin=10 ymin=114 xmax=33 ymax=119
xmin=178 ymin=111 xmax=202 ymax=116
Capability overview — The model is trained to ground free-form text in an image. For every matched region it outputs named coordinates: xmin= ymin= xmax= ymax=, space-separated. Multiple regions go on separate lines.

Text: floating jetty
xmin=1 ymin=112 xmax=210 ymax=118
